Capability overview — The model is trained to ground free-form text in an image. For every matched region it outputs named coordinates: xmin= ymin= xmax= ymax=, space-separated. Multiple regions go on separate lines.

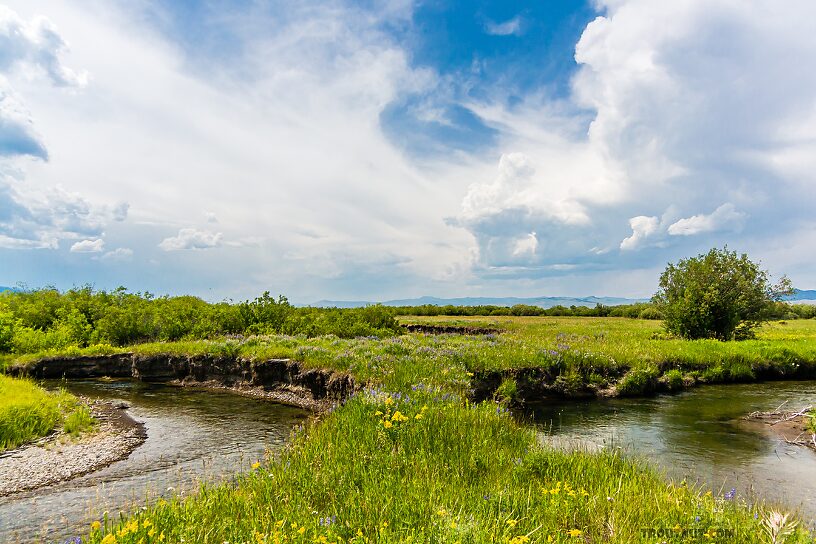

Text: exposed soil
xmin=9 ymin=353 xmax=357 ymax=412
xmin=0 ymin=399 xmax=146 ymax=497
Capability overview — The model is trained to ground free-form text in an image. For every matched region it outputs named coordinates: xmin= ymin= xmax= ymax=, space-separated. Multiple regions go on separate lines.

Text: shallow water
xmin=0 ymin=380 xmax=308 ymax=544
xmin=525 ymin=381 xmax=816 ymax=524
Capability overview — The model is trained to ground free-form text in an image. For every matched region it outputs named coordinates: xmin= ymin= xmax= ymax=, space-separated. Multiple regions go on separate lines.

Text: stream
xmin=0 ymin=380 xmax=308 ymax=544
xmin=1 ymin=379 xmax=814 ymax=542
xmin=526 ymin=380 xmax=816 ymax=525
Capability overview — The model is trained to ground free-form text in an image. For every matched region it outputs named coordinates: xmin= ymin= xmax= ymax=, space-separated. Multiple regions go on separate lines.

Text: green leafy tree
xmin=652 ymin=247 xmax=793 ymax=340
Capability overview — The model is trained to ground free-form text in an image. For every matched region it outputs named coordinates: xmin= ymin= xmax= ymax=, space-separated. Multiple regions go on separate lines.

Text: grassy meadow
xmin=58 ymin=315 xmax=816 ymax=543
xmin=0 ymin=375 xmax=94 ymax=451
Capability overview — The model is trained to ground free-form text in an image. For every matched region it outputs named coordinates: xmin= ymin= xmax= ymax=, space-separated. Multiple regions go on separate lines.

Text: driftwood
xmin=745 ymin=403 xmax=816 ymax=449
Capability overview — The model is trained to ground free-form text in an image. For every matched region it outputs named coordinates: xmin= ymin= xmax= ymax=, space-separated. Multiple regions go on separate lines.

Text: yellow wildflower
xmin=384 ymin=397 xmax=394 ymax=406
xmin=506 ymin=519 xmax=518 ymax=528
xmin=143 ymin=519 xmax=152 ymax=529
xmin=383 ymin=420 xmax=393 ymax=429
xmin=148 ymin=528 xmax=156 ymax=538
xmin=567 ymin=528 xmax=583 ymax=537
xmin=91 ymin=520 xmax=101 ymax=531
xmin=298 ymin=526 xmax=306 ymax=535
xmin=374 ymin=411 xmax=383 ymax=416
xmin=414 ymin=413 xmax=423 ymax=420
xmin=390 ymin=411 xmax=408 ymax=422
xmin=101 ymin=535 xmax=117 ymax=544
xmin=437 ymin=508 xmax=448 ymax=517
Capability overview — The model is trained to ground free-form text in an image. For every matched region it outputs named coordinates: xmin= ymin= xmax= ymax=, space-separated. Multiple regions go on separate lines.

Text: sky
xmin=0 ymin=0 xmax=814 ymax=303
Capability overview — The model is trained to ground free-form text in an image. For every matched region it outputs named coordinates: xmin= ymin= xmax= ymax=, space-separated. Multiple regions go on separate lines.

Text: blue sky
xmin=0 ymin=0 xmax=814 ymax=302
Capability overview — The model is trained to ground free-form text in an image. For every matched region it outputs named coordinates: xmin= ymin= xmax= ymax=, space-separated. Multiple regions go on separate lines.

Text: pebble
xmin=0 ymin=402 xmax=145 ymax=497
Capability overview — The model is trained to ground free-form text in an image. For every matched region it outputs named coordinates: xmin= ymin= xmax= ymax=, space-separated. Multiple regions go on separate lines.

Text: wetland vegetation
xmin=1 ymin=279 xmax=816 ymax=542
xmin=0 ymin=375 xmax=94 ymax=451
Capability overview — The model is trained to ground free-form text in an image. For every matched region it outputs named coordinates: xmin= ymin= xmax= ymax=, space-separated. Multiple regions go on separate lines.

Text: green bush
xmin=653 ymin=247 xmax=792 ymax=341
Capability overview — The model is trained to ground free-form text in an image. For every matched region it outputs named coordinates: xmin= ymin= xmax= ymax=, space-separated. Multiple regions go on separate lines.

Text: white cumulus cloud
xmin=620 ymin=216 xmax=660 ymax=251
xmin=100 ymin=247 xmax=133 ymax=262
xmin=70 ymin=238 xmax=103 ymax=252
xmin=159 ymin=228 xmax=222 ymax=251
xmin=667 ymin=203 xmax=746 ymax=236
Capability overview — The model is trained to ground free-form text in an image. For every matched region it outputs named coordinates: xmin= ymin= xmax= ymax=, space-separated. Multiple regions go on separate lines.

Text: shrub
xmin=653 ymin=247 xmax=792 ymax=341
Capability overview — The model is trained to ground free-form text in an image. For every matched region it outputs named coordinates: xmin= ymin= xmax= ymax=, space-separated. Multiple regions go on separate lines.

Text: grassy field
xmin=0 ymin=375 xmax=95 ymax=451
xmin=62 ymin=316 xmax=816 ymax=543
xmin=45 ymin=316 xmax=811 ymax=398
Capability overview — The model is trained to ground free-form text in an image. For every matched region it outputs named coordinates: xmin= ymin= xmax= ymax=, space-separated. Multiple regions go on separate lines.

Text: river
xmin=0 ymin=380 xmax=308 ymax=544
xmin=2 ymin=379 xmax=814 ymax=542
xmin=525 ymin=380 xmax=816 ymax=525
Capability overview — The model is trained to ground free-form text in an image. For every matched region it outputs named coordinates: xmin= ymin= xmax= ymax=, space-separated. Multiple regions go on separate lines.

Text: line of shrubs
xmin=0 ymin=287 xmax=402 ymax=355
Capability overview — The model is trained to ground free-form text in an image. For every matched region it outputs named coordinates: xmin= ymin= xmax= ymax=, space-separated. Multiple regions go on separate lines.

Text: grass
xmin=6 ymin=316 xmax=816 ymax=542
xmin=72 ymin=316 xmax=816 ymax=543
xmin=0 ymin=375 xmax=96 ymax=451
xmin=87 ymin=391 xmax=812 ymax=544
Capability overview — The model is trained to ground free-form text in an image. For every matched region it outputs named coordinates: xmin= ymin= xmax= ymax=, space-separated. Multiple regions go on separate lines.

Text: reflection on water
xmin=525 ymin=381 xmax=816 ymax=524
xmin=0 ymin=380 xmax=308 ymax=544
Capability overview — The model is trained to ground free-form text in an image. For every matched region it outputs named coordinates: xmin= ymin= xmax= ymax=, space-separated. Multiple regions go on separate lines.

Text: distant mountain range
xmin=0 ymin=286 xmax=13 ymax=293
xmin=309 ymin=295 xmax=649 ymax=309
xmin=311 ymin=289 xmax=816 ymax=309
xmin=787 ymin=289 xmax=816 ymax=302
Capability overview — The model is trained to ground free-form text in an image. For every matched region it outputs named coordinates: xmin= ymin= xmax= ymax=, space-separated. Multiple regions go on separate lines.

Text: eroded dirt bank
xmin=9 ymin=353 xmax=356 ymax=411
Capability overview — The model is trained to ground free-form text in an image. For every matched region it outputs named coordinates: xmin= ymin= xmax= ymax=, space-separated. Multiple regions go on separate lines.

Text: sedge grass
xmin=0 ymin=374 xmax=95 ymax=450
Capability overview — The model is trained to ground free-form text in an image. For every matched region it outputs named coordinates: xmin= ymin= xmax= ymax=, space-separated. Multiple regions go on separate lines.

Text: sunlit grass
xmin=0 ymin=374 xmax=95 ymax=450
xmin=8 ymin=316 xmax=816 ymax=542
xmin=87 ymin=392 xmax=813 ymax=543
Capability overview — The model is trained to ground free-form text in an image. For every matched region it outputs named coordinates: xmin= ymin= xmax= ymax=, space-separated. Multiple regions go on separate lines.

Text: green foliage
xmin=0 ymin=376 xmax=94 ymax=450
xmin=391 ymin=301 xmax=664 ymax=319
xmin=63 ymin=403 xmax=95 ymax=437
xmin=662 ymin=368 xmax=684 ymax=391
xmin=653 ymin=247 xmax=793 ymax=341
xmin=617 ymin=366 xmax=660 ymax=396
xmin=0 ymin=287 xmax=403 ymax=355
xmin=494 ymin=377 xmax=518 ymax=403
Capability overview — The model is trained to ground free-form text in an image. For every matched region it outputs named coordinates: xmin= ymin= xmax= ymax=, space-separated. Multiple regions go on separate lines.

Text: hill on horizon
xmin=309 ymin=295 xmax=649 ymax=309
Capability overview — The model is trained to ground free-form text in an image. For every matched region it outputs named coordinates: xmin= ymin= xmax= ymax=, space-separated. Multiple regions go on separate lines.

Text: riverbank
xmin=0 ymin=399 xmax=145 ymax=496
xmin=4 ymin=317 xmax=816 ymax=542
xmin=745 ymin=406 xmax=816 ymax=452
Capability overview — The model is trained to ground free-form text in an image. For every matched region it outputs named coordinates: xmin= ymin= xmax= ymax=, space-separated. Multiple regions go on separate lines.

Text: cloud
xmin=459 ymin=153 xmax=590 ymax=226
xmin=0 ymin=5 xmax=87 ymax=87
xmin=512 ymin=231 xmax=538 ymax=257
xmin=111 ymin=201 xmax=129 ymax=222
xmin=159 ymin=228 xmax=222 ymax=251
xmin=667 ymin=203 xmax=746 ymax=236
xmin=100 ymin=247 xmax=133 ymax=262
xmin=484 ymin=16 xmax=523 ymax=37
xmin=70 ymin=238 xmax=104 ymax=252
xmin=3 ymin=1 xmax=816 ymax=299
xmin=0 ymin=175 xmax=111 ymax=249
xmin=620 ymin=216 xmax=660 ymax=251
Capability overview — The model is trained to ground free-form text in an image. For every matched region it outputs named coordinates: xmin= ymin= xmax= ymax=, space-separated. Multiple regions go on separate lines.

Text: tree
xmin=652 ymin=247 xmax=792 ymax=340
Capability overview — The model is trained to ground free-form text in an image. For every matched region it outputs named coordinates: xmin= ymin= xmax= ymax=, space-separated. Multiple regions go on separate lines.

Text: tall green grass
xmin=88 ymin=392 xmax=812 ymax=543
xmin=0 ymin=375 xmax=95 ymax=450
